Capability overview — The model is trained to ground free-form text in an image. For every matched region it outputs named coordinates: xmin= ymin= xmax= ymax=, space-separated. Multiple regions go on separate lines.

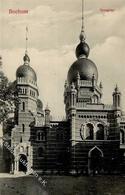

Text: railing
xmin=77 ymin=103 xmax=113 ymax=110
xmin=17 ymin=77 xmax=37 ymax=87
xmin=79 ymin=80 xmax=92 ymax=87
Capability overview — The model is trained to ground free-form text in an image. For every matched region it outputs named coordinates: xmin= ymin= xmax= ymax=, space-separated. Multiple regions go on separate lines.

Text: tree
xmin=0 ymin=72 xmax=19 ymax=123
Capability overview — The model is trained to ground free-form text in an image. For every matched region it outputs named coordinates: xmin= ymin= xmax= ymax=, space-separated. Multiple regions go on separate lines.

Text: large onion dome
xmin=16 ymin=53 xmax=37 ymax=82
xmin=68 ymin=58 xmax=98 ymax=84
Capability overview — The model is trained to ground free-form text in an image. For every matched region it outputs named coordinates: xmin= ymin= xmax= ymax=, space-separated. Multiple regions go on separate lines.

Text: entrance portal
xmin=19 ymin=154 xmax=27 ymax=173
xmin=88 ymin=146 xmax=103 ymax=174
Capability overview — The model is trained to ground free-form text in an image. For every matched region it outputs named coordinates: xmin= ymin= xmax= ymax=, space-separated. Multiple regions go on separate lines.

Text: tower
xmin=64 ymin=0 xmax=105 ymax=174
xmin=113 ymin=85 xmax=121 ymax=110
xmin=112 ymin=85 xmax=122 ymax=140
xmin=11 ymin=28 xmax=39 ymax=174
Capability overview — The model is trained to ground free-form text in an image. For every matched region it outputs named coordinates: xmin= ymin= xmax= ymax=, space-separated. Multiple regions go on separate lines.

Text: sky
xmin=0 ymin=0 xmax=125 ymax=119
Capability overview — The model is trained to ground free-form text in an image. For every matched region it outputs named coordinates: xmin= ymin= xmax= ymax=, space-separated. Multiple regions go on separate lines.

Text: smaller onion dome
xmin=76 ymin=41 xmax=90 ymax=58
xmin=76 ymin=30 xmax=90 ymax=58
xmin=16 ymin=53 xmax=37 ymax=82
xmin=37 ymin=99 xmax=43 ymax=112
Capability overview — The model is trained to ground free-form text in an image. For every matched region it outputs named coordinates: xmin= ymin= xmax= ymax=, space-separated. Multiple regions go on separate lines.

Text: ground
xmin=0 ymin=174 xmax=125 ymax=195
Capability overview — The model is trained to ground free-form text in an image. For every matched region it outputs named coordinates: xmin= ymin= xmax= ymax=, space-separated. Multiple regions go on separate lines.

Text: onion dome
xmin=76 ymin=41 xmax=90 ymax=58
xmin=16 ymin=53 xmax=37 ymax=82
xmin=37 ymin=99 xmax=43 ymax=111
xmin=76 ymin=31 xmax=90 ymax=58
xmin=68 ymin=57 xmax=98 ymax=84
xmin=75 ymin=29 xmax=90 ymax=58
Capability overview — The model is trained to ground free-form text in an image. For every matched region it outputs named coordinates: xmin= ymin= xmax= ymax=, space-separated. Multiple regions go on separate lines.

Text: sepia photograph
xmin=0 ymin=0 xmax=125 ymax=194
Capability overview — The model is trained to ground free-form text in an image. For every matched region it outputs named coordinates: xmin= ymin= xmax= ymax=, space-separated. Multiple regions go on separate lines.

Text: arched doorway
xmin=19 ymin=154 xmax=27 ymax=173
xmin=88 ymin=146 xmax=103 ymax=175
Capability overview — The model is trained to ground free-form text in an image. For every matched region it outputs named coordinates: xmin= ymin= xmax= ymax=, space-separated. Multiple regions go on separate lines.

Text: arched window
xmin=22 ymin=102 xmax=25 ymax=111
xmin=20 ymin=136 xmax=22 ymax=143
xmin=37 ymin=132 xmax=40 ymax=140
xmin=37 ymin=132 xmax=45 ymax=141
xmin=19 ymin=88 xmax=22 ymax=94
xmin=96 ymin=124 xmax=104 ymax=140
xmin=118 ymin=96 xmax=120 ymax=107
xmin=25 ymin=88 xmax=27 ymax=95
xmin=22 ymin=124 xmax=25 ymax=133
xmin=20 ymin=146 xmax=24 ymax=153
xmin=26 ymin=146 xmax=29 ymax=156
xmin=38 ymin=147 xmax=44 ymax=157
xmin=120 ymin=130 xmax=124 ymax=144
xmin=86 ymin=124 xmax=94 ymax=140
xmin=92 ymin=95 xmax=98 ymax=104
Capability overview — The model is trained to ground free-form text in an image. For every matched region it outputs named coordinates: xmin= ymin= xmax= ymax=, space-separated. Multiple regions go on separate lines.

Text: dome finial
xmin=79 ymin=0 xmax=86 ymax=42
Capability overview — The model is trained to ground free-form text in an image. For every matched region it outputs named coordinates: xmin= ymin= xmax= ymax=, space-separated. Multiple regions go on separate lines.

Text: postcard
xmin=0 ymin=0 xmax=125 ymax=194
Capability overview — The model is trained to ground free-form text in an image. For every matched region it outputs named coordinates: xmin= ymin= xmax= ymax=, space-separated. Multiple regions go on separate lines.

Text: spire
xmin=76 ymin=0 xmax=90 ymax=58
xmin=79 ymin=0 xmax=86 ymax=42
xmin=23 ymin=26 xmax=30 ymax=65
xmin=25 ymin=26 xmax=28 ymax=54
